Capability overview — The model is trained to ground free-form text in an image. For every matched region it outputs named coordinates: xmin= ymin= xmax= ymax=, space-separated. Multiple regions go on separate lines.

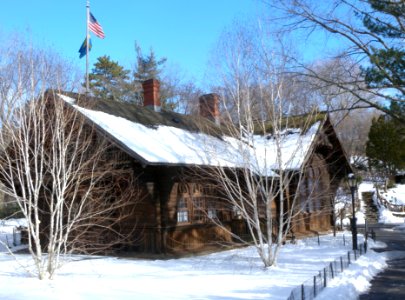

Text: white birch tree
xmin=0 ymin=38 xmax=140 ymax=279
xmin=203 ymin=21 xmax=332 ymax=267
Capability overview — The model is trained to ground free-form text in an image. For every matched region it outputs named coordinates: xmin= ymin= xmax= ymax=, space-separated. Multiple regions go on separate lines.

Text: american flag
xmin=89 ymin=12 xmax=105 ymax=39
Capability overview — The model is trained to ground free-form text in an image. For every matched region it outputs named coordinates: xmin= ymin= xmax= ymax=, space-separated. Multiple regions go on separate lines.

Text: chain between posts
xmin=287 ymin=241 xmax=368 ymax=300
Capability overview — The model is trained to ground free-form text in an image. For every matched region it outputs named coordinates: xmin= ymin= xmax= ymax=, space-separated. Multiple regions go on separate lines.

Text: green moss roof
xmin=58 ymin=91 xmax=228 ymax=139
xmin=253 ymin=112 xmax=328 ymax=135
xmin=54 ymin=91 xmax=328 ymax=139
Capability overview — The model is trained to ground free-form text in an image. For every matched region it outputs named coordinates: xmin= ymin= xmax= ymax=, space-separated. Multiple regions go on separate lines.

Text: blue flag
xmin=78 ymin=37 xmax=92 ymax=59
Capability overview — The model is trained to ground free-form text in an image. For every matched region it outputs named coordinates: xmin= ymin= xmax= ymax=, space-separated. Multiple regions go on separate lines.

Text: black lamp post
xmin=348 ymin=173 xmax=358 ymax=250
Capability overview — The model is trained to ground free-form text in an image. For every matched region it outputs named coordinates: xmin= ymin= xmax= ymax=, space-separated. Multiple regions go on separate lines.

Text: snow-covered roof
xmin=252 ymin=123 xmax=321 ymax=170
xmin=58 ymin=94 xmax=322 ymax=176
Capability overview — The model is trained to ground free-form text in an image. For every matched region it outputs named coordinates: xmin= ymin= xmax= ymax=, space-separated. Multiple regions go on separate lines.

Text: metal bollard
xmin=301 ymin=284 xmax=305 ymax=300
xmin=313 ymin=276 xmax=317 ymax=297
xmin=371 ymin=229 xmax=376 ymax=240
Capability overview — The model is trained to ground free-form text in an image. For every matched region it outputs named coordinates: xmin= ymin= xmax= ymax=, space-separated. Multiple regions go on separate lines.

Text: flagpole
xmin=86 ymin=0 xmax=90 ymax=94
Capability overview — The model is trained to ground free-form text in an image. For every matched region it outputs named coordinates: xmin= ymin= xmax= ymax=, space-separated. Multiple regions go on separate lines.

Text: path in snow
xmin=359 ymin=223 xmax=405 ymax=300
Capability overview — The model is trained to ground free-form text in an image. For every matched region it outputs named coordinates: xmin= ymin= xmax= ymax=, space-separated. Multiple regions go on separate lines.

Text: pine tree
xmin=272 ymin=0 xmax=405 ymax=122
xmin=88 ymin=55 xmax=134 ymax=102
xmin=361 ymin=0 xmax=405 ymax=100
xmin=366 ymin=103 xmax=405 ymax=176
xmin=133 ymin=42 xmax=167 ymax=83
xmin=133 ymin=42 xmax=178 ymax=110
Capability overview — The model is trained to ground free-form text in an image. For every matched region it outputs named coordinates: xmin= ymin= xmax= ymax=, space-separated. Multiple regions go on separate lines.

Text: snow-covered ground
xmin=0 ymin=218 xmax=27 ymax=252
xmin=366 ymin=183 xmax=405 ymax=224
xmin=0 ymin=226 xmax=387 ymax=300
xmin=337 ymin=182 xmax=405 ymax=225
xmin=380 ymin=184 xmax=405 ymax=205
xmin=1 ymin=183 xmax=404 ymax=299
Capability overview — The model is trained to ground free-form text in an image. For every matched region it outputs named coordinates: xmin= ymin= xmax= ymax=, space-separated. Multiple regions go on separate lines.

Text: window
xmin=177 ymin=210 xmax=189 ymax=223
xmin=176 ymin=182 xmax=232 ymax=224
xmin=307 ymin=168 xmax=315 ymax=212
xmin=314 ymin=169 xmax=322 ymax=210
xmin=232 ymin=205 xmax=243 ymax=219
xmin=193 ymin=196 xmax=205 ymax=222
xmin=207 ymin=208 xmax=217 ymax=219
xmin=207 ymin=200 xmax=217 ymax=220
xmin=208 ymin=197 xmax=232 ymax=221
xmin=301 ymin=156 xmax=329 ymax=213
xmin=177 ymin=196 xmax=189 ymax=223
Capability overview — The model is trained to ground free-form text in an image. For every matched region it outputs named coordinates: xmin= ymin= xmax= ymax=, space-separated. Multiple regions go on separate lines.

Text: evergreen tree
xmin=133 ymin=42 xmax=167 ymax=83
xmin=366 ymin=102 xmax=405 ymax=176
xmin=361 ymin=0 xmax=405 ymax=100
xmin=86 ymin=47 xmax=189 ymax=111
xmin=272 ymin=0 xmax=405 ymax=123
xmin=88 ymin=55 xmax=134 ymax=102
xmin=133 ymin=42 xmax=179 ymax=110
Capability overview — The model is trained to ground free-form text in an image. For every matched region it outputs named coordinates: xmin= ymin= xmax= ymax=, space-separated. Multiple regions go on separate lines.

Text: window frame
xmin=176 ymin=183 xmax=228 ymax=225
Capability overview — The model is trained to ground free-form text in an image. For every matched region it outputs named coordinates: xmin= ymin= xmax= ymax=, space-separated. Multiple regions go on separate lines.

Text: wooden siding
xmin=164 ymin=182 xmax=233 ymax=253
xmin=30 ymin=93 xmax=352 ymax=255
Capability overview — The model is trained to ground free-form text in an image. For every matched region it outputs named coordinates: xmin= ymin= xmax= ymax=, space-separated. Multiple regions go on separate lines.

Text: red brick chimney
xmin=142 ymin=79 xmax=161 ymax=112
xmin=199 ymin=93 xmax=220 ymax=125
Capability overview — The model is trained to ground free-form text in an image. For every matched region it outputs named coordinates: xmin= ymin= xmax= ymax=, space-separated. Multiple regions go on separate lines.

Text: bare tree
xmin=263 ymin=0 xmax=405 ymax=122
xmin=244 ymin=49 xmax=380 ymax=160
xmin=206 ymin=117 xmax=324 ymax=267
xmin=0 ymin=34 xmax=80 ymax=123
xmin=332 ymin=108 xmax=380 ymax=158
xmin=203 ymin=22 xmax=336 ymax=267
xmin=0 ymin=38 xmax=141 ymax=279
xmin=159 ymin=66 xmax=204 ymax=114
xmin=281 ymin=58 xmax=381 ymax=158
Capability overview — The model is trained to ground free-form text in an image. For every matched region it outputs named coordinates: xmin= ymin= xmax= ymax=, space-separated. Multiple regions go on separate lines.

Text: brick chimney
xmin=199 ymin=93 xmax=220 ymax=125
xmin=142 ymin=79 xmax=161 ymax=112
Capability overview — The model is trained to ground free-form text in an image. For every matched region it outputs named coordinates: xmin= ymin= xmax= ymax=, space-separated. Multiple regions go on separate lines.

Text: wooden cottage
xmin=11 ymin=80 xmax=351 ymax=255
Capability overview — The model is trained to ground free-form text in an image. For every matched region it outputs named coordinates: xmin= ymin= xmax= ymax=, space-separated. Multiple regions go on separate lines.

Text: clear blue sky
xmin=0 ymin=0 xmax=263 ymax=85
